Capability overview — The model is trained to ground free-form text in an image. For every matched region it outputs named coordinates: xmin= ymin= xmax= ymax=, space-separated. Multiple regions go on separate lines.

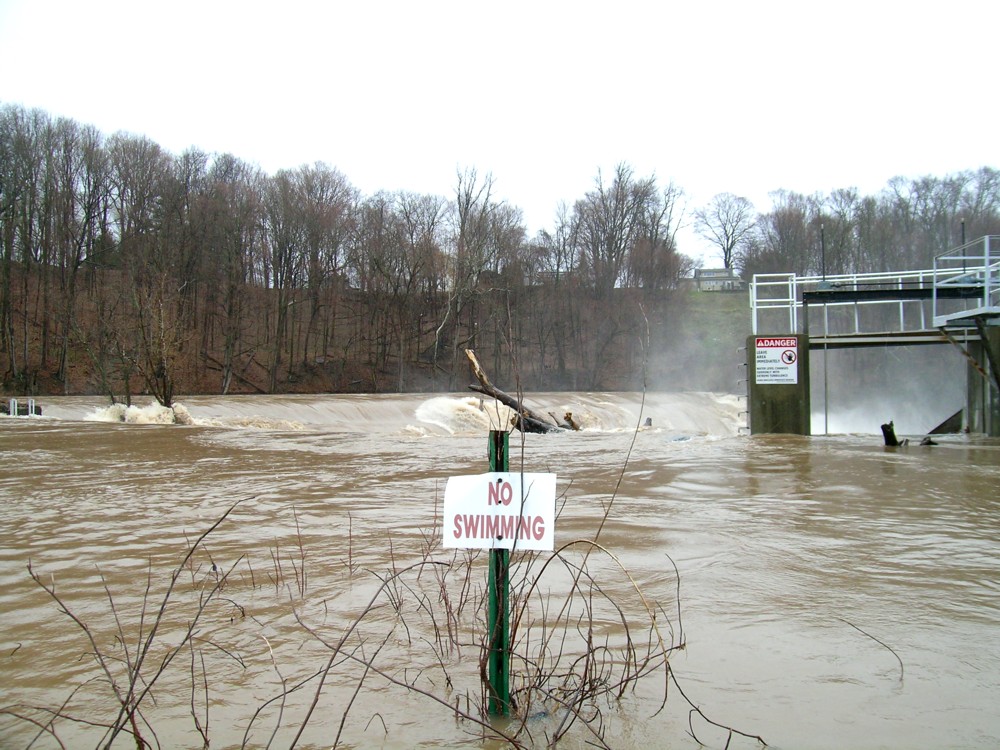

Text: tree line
xmin=1 ymin=104 xmax=692 ymax=400
xmin=696 ymin=171 xmax=1000 ymax=275
xmin=2 ymin=102 xmax=997 ymax=400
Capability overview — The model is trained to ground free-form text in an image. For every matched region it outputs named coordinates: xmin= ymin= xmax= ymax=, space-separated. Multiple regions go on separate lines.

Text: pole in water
xmin=487 ymin=429 xmax=511 ymax=716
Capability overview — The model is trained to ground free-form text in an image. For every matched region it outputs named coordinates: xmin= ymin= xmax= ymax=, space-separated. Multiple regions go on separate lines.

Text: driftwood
xmin=464 ymin=349 xmax=568 ymax=433
xmin=882 ymin=420 xmax=939 ymax=447
xmin=550 ymin=411 xmax=582 ymax=431
xmin=881 ymin=421 xmax=909 ymax=447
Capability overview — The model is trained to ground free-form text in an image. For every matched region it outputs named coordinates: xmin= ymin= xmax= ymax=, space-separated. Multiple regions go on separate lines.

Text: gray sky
xmin=1 ymin=0 xmax=996 ymax=264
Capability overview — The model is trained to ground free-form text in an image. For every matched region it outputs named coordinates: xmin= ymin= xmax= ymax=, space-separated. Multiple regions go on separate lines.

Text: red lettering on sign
xmin=487 ymin=480 xmax=514 ymax=506
xmin=454 ymin=513 xmax=481 ymax=538
xmin=756 ymin=337 xmax=797 ymax=347
xmin=532 ymin=516 xmax=545 ymax=540
xmin=452 ymin=513 xmax=548 ymax=542
xmin=484 ymin=514 xmax=499 ymax=537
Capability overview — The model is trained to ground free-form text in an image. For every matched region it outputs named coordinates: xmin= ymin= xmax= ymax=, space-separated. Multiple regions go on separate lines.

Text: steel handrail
xmin=752 ymin=236 xmax=998 ymax=334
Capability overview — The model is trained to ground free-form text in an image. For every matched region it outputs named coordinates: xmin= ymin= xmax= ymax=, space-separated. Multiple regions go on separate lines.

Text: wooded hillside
xmin=2 ymin=103 xmax=996 ymax=401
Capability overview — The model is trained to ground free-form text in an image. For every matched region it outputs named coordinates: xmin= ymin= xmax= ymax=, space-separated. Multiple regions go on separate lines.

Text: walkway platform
xmin=747 ymin=235 xmax=1000 ymax=436
xmin=751 ymin=235 xmax=1000 ymax=343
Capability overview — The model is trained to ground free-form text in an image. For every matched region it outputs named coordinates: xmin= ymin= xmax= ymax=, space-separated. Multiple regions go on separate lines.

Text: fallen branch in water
xmin=22 ymin=497 xmax=252 ymax=749
xmin=669 ymin=664 xmax=769 ymax=747
xmin=465 ymin=349 xmax=567 ymax=433
xmin=836 ymin=616 xmax=905 ymax=682
xmin=288 ymin=560 xmax=524 ymax=748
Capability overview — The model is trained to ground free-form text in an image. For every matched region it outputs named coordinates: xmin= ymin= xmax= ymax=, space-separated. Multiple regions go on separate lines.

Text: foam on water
xmin=85 ymin=401 xmax=180 ymax=424
xmin=196 ymin=415 xmax=307 ymax=430
xmin=408 ymin=392 xmax=744 ymax=437
xmin=36 ymin=392 xmax=747 ymax=437
xmin=412 ymin=396 xmax=518 ymax=435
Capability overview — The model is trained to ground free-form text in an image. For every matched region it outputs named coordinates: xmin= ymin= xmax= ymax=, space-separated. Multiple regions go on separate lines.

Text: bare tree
xmin=625 ymin=180 xmax=687 ymax=291
xmin=694 ymin=192 xmax=756 ymax=270
xmin=262 ymin=170 xmax=306 ymax=391
xmin=740 ymin=190 xmax=810 ymax=277
xmin=535 ymin=203 xmax=585 ymax=385
xmin=0 ymin=104 xmax=54 ymax=389
xmin=438 ymin=168 xmax=500 ymax=387
xmin=961 ymin=167 xmax=1000 ymax=239
xmin=106 ymin=147 xmax=211 ymax=404
xmin=296 ymin=162 xmax=356 ymax=369
xmin=534 ymin=202 xmax=577 ymax=281
xmin=352 ymin=191 xmax=403 ymax=385
xmin=851 ymin=193 xmax=896 ymax=274
xmin=573 ymin=163 xmax=657 ymax=295
xmin=204 ymin=153 xmax=265 ymax=394
xmin=393 ymin=191 xmax=446 ymax=388
xmin=52 ymin=119 xmax=109 ymax=392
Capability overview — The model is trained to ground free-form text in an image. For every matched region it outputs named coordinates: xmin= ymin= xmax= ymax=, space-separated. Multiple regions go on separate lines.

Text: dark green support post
xmin=487 ymin=430 xmax=510 ymax=716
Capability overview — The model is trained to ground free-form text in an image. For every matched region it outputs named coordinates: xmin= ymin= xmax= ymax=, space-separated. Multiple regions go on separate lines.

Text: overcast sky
xmin=1 ymin=0 xmax=997 ymax=264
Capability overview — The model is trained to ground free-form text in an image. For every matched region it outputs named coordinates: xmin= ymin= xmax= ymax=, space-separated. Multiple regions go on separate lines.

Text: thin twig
xmin=836 ymin=616 xmax=904 ymax=681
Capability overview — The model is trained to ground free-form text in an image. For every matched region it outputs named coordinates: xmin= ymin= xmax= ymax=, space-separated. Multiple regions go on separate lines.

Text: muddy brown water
xmin=1 ymin=393 xmax=998 ymax=749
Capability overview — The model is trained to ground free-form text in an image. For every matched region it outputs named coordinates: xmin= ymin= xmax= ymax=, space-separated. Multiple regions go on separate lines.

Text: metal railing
xmin=4 ymin=398 xmax=41 ymax=417
xmin=751 ymin=236 xmax=999 ymax=336
xmin=751 ymin=268 xmax=938 ymax=336
xmin=933 ymin=235 xmax=1000 ymax=327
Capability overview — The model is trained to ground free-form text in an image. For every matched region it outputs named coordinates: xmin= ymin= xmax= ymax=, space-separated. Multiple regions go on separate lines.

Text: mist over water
xmin=810 ymin=344 xmax=968 ymax=435
xmin=2 ymin=392 xmax=998 ymax=749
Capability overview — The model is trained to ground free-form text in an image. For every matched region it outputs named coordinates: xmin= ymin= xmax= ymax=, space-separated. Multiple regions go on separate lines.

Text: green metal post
xmin=487 ymin=430 xmax=510 ymax=716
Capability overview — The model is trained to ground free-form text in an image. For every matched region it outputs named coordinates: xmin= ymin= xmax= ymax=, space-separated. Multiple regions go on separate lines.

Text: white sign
xmin=755 ymin=337 xmax=798 ymax=384
xmin=443 ymin=472 xmax=556 ymax=551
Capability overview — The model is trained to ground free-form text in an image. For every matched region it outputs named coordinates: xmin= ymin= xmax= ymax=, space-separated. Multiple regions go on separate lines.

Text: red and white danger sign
xmin=755 ymin=337 xmax=798 ymax=384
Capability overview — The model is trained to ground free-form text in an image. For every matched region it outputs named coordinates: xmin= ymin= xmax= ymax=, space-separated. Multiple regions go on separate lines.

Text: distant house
xmin=693 ymin=267 xmax=744 ymax=292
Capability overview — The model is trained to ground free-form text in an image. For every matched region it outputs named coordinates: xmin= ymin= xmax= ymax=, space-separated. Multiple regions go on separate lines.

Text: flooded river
xmin=1 ymin=392 xmax=998 ymax=749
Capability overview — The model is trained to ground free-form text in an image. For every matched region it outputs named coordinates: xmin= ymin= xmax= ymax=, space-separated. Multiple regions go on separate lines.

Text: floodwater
xmin=1 ymin=393 xmax=998 ymax=749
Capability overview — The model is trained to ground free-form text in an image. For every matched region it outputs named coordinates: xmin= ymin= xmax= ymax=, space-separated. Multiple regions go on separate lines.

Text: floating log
xmin=465 ymin=349 xmax=566 ymax=434
xmin=549 ymin=411 xmax=581 ymax=431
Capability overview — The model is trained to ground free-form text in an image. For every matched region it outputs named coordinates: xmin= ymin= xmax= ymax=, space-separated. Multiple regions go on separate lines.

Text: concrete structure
xmin=747 ymin=236 xmax=1000 ymax=436
xmin=967 ymin=326 xmax=1000 ymax=435
xmin=746 ymin=334 xmax=811 ymax=434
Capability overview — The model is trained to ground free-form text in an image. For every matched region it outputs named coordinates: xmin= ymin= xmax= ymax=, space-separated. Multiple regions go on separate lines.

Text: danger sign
xmin=443 ymin=472 xmax=556 ymax=551
xmin=755 ymin=337 xmax=798 ymax=384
